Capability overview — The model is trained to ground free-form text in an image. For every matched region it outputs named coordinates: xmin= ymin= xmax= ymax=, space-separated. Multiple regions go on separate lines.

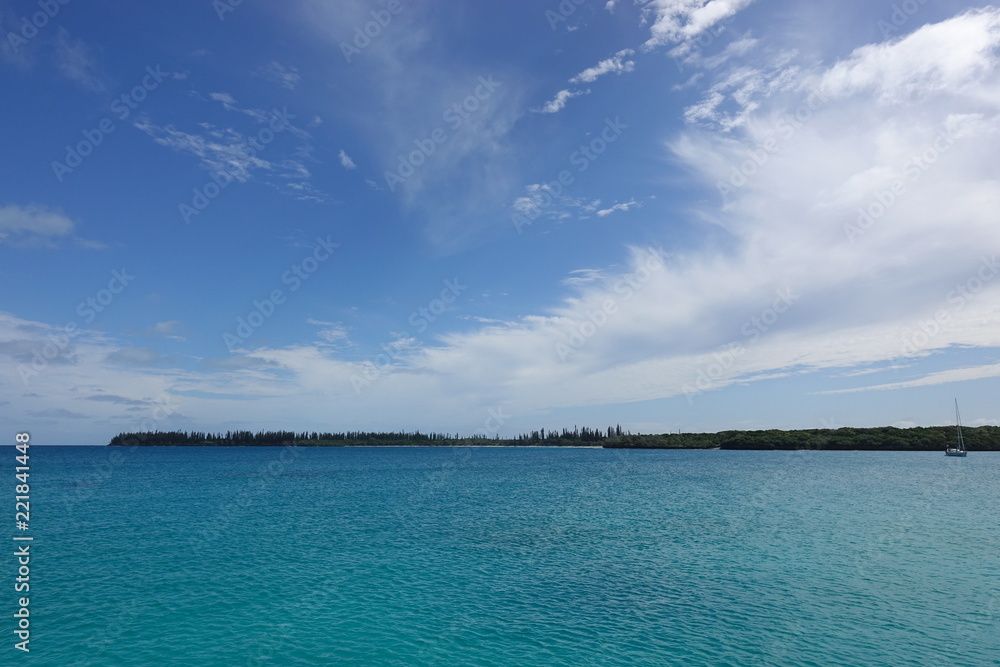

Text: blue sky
xmin=2 ymin=0 xmax=999 ymax=444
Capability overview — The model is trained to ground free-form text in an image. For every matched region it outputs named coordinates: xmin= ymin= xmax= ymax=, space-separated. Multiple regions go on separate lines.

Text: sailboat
xmin=945 ymin=399 xmax=968 ymax=457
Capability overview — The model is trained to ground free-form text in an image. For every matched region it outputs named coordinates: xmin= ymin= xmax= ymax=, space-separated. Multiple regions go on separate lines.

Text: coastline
xmin=106 ymin=423 xmax=1000 ymax=452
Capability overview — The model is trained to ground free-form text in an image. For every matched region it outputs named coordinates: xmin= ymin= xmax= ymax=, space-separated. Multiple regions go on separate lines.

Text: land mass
xmin=108 ymin=425 xmax=1000 ymax=451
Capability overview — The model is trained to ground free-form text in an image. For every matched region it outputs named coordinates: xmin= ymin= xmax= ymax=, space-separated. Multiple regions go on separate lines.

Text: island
xmin=109 ymin=424 xmax=1000 ymax=451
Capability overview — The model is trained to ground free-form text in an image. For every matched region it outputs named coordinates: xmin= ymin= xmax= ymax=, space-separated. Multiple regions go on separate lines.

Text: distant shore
xmin=108 ymin=425 xmax=1000 ymax=451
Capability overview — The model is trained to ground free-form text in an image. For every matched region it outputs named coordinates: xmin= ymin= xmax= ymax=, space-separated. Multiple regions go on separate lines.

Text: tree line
xmin=108 ymin=424 xmax=1000 ymax=450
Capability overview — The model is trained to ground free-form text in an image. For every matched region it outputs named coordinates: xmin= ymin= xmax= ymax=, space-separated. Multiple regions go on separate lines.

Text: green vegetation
xmin=606 ymin=425 xmax=1000 ymax=451
xmin=108 ymin=424 xmax=1000 ymax=450
xmin=108 ymin=426 xmax=618 ymax=448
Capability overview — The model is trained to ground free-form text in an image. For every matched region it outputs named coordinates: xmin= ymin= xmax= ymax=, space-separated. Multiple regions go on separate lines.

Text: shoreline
xmin=99 ymin=444 xmax=1000 ymax=452
xmin=106 ymin=424 xmax=1000 ymax=451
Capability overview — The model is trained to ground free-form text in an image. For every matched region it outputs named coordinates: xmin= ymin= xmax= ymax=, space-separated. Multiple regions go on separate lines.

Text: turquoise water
xmin=15 ymin=446 xmax=1000 ymax=665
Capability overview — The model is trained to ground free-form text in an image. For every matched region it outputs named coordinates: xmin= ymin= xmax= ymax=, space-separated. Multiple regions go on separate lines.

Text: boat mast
xmin=955 ymin=398 xmax=965 ymax=452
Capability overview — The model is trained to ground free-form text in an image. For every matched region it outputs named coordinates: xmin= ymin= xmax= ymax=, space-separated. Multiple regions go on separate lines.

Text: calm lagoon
xmin=21 ymin=446 xmax=1000 ymax=665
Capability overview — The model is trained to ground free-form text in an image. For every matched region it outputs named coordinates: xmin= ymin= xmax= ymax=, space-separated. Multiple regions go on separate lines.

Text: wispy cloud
xmin=28 ymin=408 xmax=88 ymax=420
xmin=819 ymin=362 xmax=1000 ymax=394
xmin=561 ymin=269 xmax=605 ymax=286
xmin=537 ymin=48 xmax=636 ymax=119
xmin=106 ymin=346 xmax=169 ymax=367
xmin=255 ymin=60 xmax=301 ymax=90
xmin=140 ymin=321 xmax=187 ymax=341
xmin=681 ymin=54 xmax=802 ymax=131
xmin=512 ymin=184 xmax=599 ymax=223
xmin=307 ymin=319 xmax=352 ymax=348
xmin=570 ymin=49 xmax=636 ymax=83
xmin=135 ymin=92 xmax=322 ymax=201
xmin=53 ymin=28 xmax=109 ymax=92
xmin=0 ymin=204 xmax=103 ymax=249
xmin=5 ymin=4 xmax=1000 ymax=442
xmin=642 ymin=0 xmax=757 ymax=50
xmin=597 ymin=199 xmax=641 ymax=217
xmin=0 ymin=204 xmax=74 ymax=247
xmin=818 ymin=8 xmax=1000 ymax=104
xmin=84 ymin=394 xmax=151 ymax=406
xmin=534 ymin=88 xmax=590 ymax=114
xmin=134 ymin=118 xmax=273 ymax=182
xmin=338 ymin=149 xmax=357 ymax=169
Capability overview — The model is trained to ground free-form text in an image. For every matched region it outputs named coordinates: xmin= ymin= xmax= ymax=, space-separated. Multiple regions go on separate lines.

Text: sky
xmin=2 ymin=0 xmax=999 ymax=444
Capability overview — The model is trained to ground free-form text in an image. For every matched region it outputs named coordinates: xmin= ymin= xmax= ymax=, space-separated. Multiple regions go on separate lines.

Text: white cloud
xmin=672 ymin=34 xmax=758 ymax=71
xmin=0 ymin=204 xmax=74 ymax=247
xmin=205 ymin=92 xmax=282 ymax=125
xmin=209 ymin=91 xmax=238 ymax=106
xmin=561 ymin=269 xmax=604 ymax=286
xmin=837 ymin=364 xmax=913 ymax=378
xmin=534 ymin=88 xmax=590 ymax=114
xmin=106 ymin=346 xmax=167 ymax=366
xmin=7 ymin=7 xmax=1000 ymax=441
xmin=535 ymin=49 xmax=637 ymax=117
xmin=135 ymin=94 xmax=318 ymax=201
xmin=511 ymin=184 xmax=602 ymax=223
xmin=135 ymin=118 xmax=273 ymax=183
xmin=642 ymin=0 xmax=756 ymax=50
xmin=255 ymin=61 xmax=301 ymax=90
xmin=570 ymin=49 xmax=636 ymax=83
xmin=53 ymin=28 xmax=108 ymax=92
xmin=336 ymin=6 xmax=1000 ymax=415
xmin=682 ymin=57 xmax=802 ymax=131
xmin=820 ymin=362 xmax=1000 ymax=394
xmin=818 ymin=7 xmax=1000 ymax=104
xmin=513 ymin=184 xmax=548 ymax=214
xmin=0 ymin=204 xmax=102 ymax=249
xmin=141 ymin=321 xmax=187 ymax=341
xmin=307 ymin=319 xmax=352 ymax=347
xmin=293 ymin=1 xmax=526 ymax=252
xmin=596 ymin=199 xmax=640 ymax=217
xmin=338 ymin=149 xmax=357 ymax=169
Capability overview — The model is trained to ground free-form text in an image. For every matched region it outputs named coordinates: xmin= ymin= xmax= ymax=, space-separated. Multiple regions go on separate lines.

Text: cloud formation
xmin=338 ymin=149 xmax=357 ymax=169
xmin=642 ymin=0 xmax=756 ymax=49
xmin=570 ymin=49 xmax=636 ymax=83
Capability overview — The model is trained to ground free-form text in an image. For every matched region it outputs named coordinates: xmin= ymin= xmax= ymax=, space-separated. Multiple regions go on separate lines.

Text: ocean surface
xmin=15 ymin=446 xmax=1000 ymax=665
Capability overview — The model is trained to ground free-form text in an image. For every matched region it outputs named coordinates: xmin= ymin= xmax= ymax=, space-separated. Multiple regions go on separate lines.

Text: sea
xmin=14 ymin=446 xmax=1000 ymax=665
